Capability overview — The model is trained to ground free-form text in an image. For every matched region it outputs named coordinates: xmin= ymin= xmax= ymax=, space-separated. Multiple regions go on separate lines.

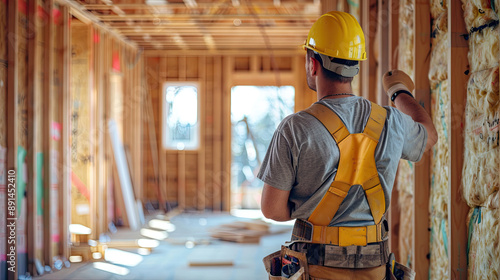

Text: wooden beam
xmin=447 ymin=0 xmax=468 ymax=278
xmin=388 ymin=0 xmax=400 ymax=258
xmin=198 ymin=57 xmax=206 ymax=211
xmin=213 ymin=56 xmax=222 ymax=211
xmin=95 ymin=14 xmax=318 ymax=21
xmin=43 ymin=0 xmax=56 ymax=269
xmin=360 ymin=0 xmax=377 ymax=102
xmin=178 ymin=151 xmax=185 ymax=211
xmin=27 ymin=0 xmax=48 ymax=275
xmin=54 ymin=0 xmax=136 ymax=49
xmin=6 ymin=0 xmax=19 ymax=278
xmin=413 ymin=1 xmax=431 ymax=278
xmin=145 ymin=49 xmax=304 ymax=57
xmin=321 ymin=0 xmax=337 ymax=13
xmin=158 ymin=57 xmax=168 ymax=210
xmin=89 ymin=25 xmax=97 ymax=241
xmin=95 ymin=28 xmax=107 ymax=239
xmin=82 ymin=2 xmax=316 ymax=10
xmin=377 ymin=0 xmax=389 ymax=106
xmin=60 ymin=5 xmax=71 ymax=261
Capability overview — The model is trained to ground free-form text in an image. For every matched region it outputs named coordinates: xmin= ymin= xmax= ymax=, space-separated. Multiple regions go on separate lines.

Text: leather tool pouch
xmin=387 ymin=261 xmax=416 ymax=280
xmin=263 ymin=246 xmax=309 ymax=280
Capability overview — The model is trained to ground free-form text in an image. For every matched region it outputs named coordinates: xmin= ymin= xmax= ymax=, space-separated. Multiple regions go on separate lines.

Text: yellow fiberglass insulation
xmin=429 ymin=13 xmax=449 ymax=85
xmin=466 ymin=205 xmax=500 ymax=280
xmin=462 ymin=67 xmax=499 ymax=207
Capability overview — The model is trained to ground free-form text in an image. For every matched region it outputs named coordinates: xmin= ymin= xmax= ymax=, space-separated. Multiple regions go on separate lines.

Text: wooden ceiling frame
xmin=64 ymin=0 xmax=319 ymax=50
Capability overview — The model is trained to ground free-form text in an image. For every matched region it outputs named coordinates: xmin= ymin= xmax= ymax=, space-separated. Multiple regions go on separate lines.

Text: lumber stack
xmin=461 ymin=0 xmax=500 ymax=278
xmin=210 ymin=220 xmax=270 ymax=243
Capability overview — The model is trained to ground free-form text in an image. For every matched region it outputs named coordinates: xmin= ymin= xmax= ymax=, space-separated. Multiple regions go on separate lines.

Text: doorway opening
xmin=230 ymin=86 xmax=295 ymax=209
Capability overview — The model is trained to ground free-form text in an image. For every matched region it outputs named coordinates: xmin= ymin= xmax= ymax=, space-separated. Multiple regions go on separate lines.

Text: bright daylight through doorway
xmin=230 ymin=86 xmax=295 ymax=210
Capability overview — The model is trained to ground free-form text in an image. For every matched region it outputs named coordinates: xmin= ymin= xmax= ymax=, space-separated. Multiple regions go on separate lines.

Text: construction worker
xmin=258 ymin=11 xmax=437 ymax=280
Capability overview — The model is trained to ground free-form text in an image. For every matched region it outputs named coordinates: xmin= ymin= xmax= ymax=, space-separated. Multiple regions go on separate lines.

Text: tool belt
xmin=288 ymin=219 xmax=389 ymax=269
xmin=263 ymin=245 xmax=415 ymax=279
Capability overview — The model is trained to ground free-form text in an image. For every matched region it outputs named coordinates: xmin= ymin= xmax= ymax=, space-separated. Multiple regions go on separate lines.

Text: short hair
xmin=307 ymin=49 xmax=358 ymax=83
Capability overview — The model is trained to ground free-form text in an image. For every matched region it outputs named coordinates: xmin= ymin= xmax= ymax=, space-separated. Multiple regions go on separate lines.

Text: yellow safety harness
xmin=301 ymin=102 xmax=387 ymax=247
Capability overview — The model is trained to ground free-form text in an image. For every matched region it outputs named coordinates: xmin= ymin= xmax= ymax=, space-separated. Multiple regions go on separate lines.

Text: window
xmin=162 ymin=82 xmax=199 ymax=150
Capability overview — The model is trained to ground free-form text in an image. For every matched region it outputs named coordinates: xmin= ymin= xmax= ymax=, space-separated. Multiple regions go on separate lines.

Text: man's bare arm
xmin=261 ymin=183 xmax=292 ymax=221
xmin=393 ymin=93 xmax=438 ymax=152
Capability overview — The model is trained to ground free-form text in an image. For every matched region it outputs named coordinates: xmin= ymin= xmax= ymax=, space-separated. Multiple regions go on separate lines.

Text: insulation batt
xmin=429 ymin=81 xmax=450 ymax=280
xmin=429 ymin=1 xmax=450 ymax=276
xmin=430 ymin=81 xmax=450 ymax=221
xmin=429 ymin=13 xmax=449 ymax=85
xmin=466 ymin=206 xmax=500 ymax=280
xmin=431 ymin=0 xmax=447 ymax=21
xmin=429 ymin=216 xmax=449 ymax=280
xmin=462 ymin=0 xmax=499 ymax=32
xmin=398 ymin=190 xmax=414 ymax=268
xmin=398 ymin=0 xmax=415 ymax=79
xmin=467 ymin=26 xmax=499 ymax=73
xmin=462 ymin=67 xmax=499 ymax=207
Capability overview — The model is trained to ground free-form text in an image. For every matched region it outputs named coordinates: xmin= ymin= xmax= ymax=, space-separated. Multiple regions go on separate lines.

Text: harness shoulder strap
xmin=363 ymin=103 xmax=387 ymax=141
xmin=304 ymin=103 xmax=350 ymax=144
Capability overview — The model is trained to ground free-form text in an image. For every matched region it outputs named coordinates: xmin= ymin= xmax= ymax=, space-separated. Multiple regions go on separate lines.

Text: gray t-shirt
xmin=257 ymin=96 xmax=427 ymax=227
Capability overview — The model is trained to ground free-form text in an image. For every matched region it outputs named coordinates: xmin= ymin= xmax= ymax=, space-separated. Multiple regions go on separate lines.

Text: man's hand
xmin=383 ymin=69 xmax=438 ymax=152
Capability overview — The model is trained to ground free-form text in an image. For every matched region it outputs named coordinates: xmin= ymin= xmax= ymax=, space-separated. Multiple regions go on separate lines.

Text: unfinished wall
xmin=462 ymin=0 xmax=500 ymax=277
xmin=428 ymin=1 xmax=450 ymax=279
xmin=1 ymin=1 xmax=143 ymax=278
xmin=143 ymin=52 xmax=313 ymax=211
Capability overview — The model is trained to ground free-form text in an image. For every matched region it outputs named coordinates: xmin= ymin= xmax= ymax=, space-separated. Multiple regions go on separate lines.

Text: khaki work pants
xmin=308 ymin=264 xmax=387 ymax=280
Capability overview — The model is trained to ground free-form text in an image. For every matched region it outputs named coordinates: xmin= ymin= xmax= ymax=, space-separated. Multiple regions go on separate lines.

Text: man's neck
xmin=317 ymin=82 xmax=353 ymax=101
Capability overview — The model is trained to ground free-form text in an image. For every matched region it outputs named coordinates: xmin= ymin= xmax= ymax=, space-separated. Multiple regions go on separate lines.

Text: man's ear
xmin=308 ymin=56 xmax=318 ymax=76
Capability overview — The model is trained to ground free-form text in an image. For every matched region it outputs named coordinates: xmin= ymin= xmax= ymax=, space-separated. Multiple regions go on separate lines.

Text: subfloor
xmin=35 ymin=210 xmax=293 ymax=280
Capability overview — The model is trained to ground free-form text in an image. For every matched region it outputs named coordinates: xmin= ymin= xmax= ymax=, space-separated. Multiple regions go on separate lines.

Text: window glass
xmin=163 ymin=83 xmax=199 ymax=150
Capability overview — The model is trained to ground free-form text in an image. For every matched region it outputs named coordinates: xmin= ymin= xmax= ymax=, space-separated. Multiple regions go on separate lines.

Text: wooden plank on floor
xmin=447 ymin=0 xmax=469 ymax=278
xmin=413 ymin=1 xmax=431 ymax=278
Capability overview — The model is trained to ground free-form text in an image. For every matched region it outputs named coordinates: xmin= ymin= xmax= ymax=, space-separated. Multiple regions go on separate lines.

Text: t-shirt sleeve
xmin=396 ymin=109 xmax=428 ymax=162
xmin=257 ymin=130 xmax=295 ymax=191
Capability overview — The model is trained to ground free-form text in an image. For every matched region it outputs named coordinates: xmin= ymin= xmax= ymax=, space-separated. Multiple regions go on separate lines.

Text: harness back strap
xmin=302 ymin=102 xmax=387 ymax=245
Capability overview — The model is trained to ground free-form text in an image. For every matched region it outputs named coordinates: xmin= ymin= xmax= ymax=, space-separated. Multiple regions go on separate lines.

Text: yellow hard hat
xmin=303 ymin=11 xmax=367 ymax=61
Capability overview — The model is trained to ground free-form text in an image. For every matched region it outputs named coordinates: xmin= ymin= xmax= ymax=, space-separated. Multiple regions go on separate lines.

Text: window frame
xmin=162 ymin=81 xmax=200 ymax=151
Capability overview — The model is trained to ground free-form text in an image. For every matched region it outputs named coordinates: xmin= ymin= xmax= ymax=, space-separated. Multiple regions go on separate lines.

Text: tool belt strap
xmin=291 ymin=219 xmax=386 ymax=246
